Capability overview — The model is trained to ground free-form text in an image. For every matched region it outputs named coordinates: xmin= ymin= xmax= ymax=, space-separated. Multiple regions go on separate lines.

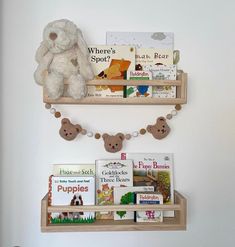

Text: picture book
xmin=135 ymin=192 xmax=163 ymax=223
xmin=113 ymin=186 xmax=154 ymax=220
xmin=52 ymin=164 xmax=95 ymax=176
xmin=121 ymin=153 xmax=174 ymax=217
xmin=126 ymin=71 xmax=152 ymax=98
xmin=135 ymin=48 xmax=173 ymax=69
xmin=106 ymin=32 xmax=174 ymax=49
xmin=87 ymin=45 xmax=135 ymax=98
xmin=96 ymin=159 xmax=133 ymax=219
xmin=151 ymin=65 xmax=177 ymax=98
xmin=48 ymin=176 xmax=95 ymax=224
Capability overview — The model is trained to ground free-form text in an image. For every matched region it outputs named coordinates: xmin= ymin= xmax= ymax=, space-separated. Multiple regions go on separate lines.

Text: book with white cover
xmin=106 ymin=32 xmax=174 ymax=49
xmin=96 ymin=159 xmax=133 ymax=219
xmin=48 ymin=176 xmax=95 ymax=224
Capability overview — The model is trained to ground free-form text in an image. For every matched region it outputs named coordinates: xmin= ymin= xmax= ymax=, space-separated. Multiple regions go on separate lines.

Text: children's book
xmin=126 ymin=71 xmax=152 ymax=98
xmin=106 ymin=32 xmax=174 ymax=49
xmin=96 ymin=159 xmax=133 ymax=219
xmin=121 ymin=153 xmax=174 ymax=217
xmin=151 ymin=65 xmax=177 ymax=98
xmin=48 ymin=176 xmax=95 ymax=224
xmin=113 ymin=186 xmax=154 ymax=220
xmin=135 ymin=192 xmax=163 ymax=223
xmin=52 ymin=164 xmax=95 ymax=176
xmin=87 ymin=45 xmax=135 ymax=98
xmin=107 ymin=32 xmax=175 ymax=98
xmin=135 ymin=48 xmax=173 ymax=69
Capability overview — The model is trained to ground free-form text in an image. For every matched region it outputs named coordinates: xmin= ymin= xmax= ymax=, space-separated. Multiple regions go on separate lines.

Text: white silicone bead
xmin=171 ymin=110 xmax=177 ymax=116
xmin=50 ymin=108 xmax=56 ymax=114
xmin=132 ymin=131 xmax=139 ymax=137
xmin=87 ymin=132 xmax=93 ymax=137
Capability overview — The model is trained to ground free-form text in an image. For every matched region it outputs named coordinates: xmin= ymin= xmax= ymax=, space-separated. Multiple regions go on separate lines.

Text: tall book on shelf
xmin=96 ymin=159 xmax=133 ymax=219
xmin=121 ymin=153 xmax=174 ymax=217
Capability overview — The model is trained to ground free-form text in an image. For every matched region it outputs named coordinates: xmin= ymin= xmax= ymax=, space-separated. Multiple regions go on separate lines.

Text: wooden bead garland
xmin=44 ymin=103 xmax=182 ymax=152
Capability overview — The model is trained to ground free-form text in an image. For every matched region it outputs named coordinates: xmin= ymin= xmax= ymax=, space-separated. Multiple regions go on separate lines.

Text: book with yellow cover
xmin=87 ymin=45 xmax=135 ymax=98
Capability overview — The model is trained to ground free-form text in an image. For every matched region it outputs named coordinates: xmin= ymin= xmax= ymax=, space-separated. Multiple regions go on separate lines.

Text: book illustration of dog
xmin=59 ymin=194 xmax=84 ymax=220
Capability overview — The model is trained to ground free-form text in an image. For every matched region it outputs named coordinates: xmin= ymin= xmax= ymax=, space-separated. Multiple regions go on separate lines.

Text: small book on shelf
xmin=48 ymin=175 xmax=95 ymax=224
xmin=135 ymin=192 xmax=163 ymax=223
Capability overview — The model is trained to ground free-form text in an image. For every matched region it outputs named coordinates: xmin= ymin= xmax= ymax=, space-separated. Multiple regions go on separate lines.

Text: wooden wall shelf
xmin=43 ymin=72 xmax=187 ymax=105
xmin=41 ymin=190 xmax=187 ymax=232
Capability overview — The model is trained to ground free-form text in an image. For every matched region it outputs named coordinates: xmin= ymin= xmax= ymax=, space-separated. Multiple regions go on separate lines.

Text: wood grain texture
xmin=41 ymin=190 xmax=187 ymax=232
xmin=43 ymin=73 xmax=188 ymax=105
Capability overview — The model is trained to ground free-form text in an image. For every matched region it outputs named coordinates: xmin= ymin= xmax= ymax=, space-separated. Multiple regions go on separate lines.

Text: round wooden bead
xmin=50 ymin=108 xmax=56 ymax=114
xmin=175 ymin=104 xmax=182 ymax=111
xmin=125 ymin=134 xmax=131 ymax=140
xmin=81 ymin=129 xmax=87 ymax=135
xmin=166 ymin=114 xmax=173 ymax=120
xmin=45 ymin=103 xmax=51 ymax=109
xmin=54 ymin=112 xmax=61 ymax=118
xmin=139 ymin=128 xmax=146 ymax=135
xmin=132 ymin=131 xmax=139 ymax=137
xmin=87 ymin=132 xmax=93 ymax=137
xmin=95 ymin=133 xmax=101 ymax=139
xmin=171 ymin=110 xmax=177 ymax=116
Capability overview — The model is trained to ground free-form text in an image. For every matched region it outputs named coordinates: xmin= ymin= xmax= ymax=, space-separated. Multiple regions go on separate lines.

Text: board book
xmin=87 ymin=45 xmax=135 ymax=98
xmin=52 ymin=164 xmax=95 ymax=176
xmin=126 ymin=71 xmax=152 ymax=98
xmin=113 ymin=186 xmax=154 ymax=220
xmin=121 ymin=153 xmax=174 ymax=217
xmin=135 ymin=192 xmax=163 ymax=223
xmin=151 ymin=65 xmax=177 ymax=98
xmin=48 ymin=175 xmax=95 ymax=224
xmin=96 ymin=159 xmax=133 ymax=219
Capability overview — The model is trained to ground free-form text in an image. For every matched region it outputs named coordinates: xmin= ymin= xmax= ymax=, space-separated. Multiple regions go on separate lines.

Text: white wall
xmin=1 ymin=0 xmax=235 ymax=246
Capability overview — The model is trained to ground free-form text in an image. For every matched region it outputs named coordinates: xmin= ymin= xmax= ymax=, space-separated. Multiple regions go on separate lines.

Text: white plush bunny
xmin=34 ymin=19 xmax=94 ymax=99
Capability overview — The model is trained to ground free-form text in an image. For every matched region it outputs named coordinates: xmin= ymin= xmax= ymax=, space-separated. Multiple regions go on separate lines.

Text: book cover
xmin=135 ymin=192 xmax=163 ymax=223
xmin=151 ymin=65 xmax=177 ymax=98
xmin=87 ymin=45 xmax=135 ymax=98
xmin=121 ymin=153 xmax=174 ymax=217
xmin=106 ymin=32 xmax=174 ymax=49
xmin=52 ymin=164 xmax=95 ymax=176
xmin=96 ymin=159 xmax=133 ymax=219
xmin=126 ymin=71 xmax=152 ymax=98
xmin=48 ymin=176 xmax=95 ymax=224
xmin=135 ymin=48 xmax=173 ymax=69
xmin=113 ymin=186 xmax=154 ymax=220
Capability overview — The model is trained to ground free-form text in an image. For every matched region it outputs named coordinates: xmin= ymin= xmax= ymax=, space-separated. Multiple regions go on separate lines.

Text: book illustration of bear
xmin=97 ymin=184 xmax=114 ymax=205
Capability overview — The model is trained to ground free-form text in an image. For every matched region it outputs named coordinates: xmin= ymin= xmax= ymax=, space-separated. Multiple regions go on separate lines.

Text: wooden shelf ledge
xmin=41 ymin=190 xmax=187 ymax=232
xmin=43 ymin=72 xmax=187 ymax=105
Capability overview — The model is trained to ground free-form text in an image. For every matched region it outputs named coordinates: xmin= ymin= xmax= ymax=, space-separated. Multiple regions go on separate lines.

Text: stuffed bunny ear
xmin=76 ymin=29 xmax=94 ymax=81
xmin=35 ymin=41 xmax=49 ymax=63
xmin=76 ymin=28 xmax=89 ymax=58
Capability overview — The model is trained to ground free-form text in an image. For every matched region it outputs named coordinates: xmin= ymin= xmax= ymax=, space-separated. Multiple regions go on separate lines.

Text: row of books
xmin=48 ymin=153 xmax=174 ymax=224
xmin=87 ymin=32 xmax=177 ymax=99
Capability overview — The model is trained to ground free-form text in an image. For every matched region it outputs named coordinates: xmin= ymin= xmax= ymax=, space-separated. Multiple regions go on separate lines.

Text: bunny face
xmin=43 ymin=19 xmax=78 ymax=54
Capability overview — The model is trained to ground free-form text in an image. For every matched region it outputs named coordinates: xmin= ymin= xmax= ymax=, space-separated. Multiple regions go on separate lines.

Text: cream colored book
xmin=52 ymin=164 xmax=95 ymax=176
xmin=136 ymin=48 xmax=173 ymax=69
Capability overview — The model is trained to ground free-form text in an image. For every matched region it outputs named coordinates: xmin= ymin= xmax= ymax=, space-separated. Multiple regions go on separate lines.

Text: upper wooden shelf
xmin=41 ymin=190 xmax=187 ymax=232
xmin=43 ymin=72 xmax=187 ymax=105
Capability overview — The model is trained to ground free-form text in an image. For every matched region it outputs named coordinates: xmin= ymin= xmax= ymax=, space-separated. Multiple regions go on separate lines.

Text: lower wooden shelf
xmin=41 ymin=190 xmax=187 ymax=232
